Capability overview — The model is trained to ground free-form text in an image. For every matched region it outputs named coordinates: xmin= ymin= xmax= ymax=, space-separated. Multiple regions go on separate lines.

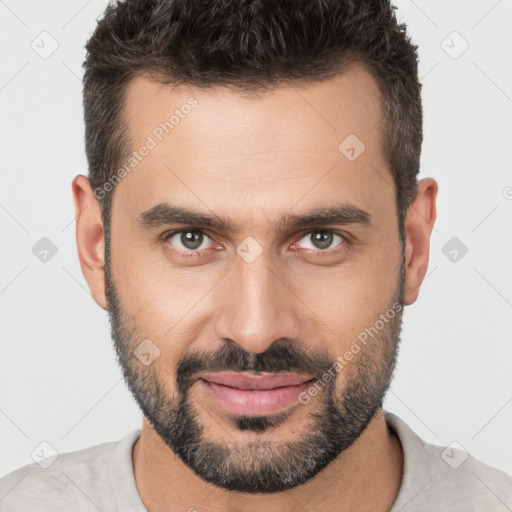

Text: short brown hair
xmin=83 ymin=0 xmax=422 ymax=244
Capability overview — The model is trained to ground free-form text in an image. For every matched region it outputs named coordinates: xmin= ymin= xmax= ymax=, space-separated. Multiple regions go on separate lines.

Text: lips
xmin=198 ymin=371 xmax=316 ymax=416
xmin=200 ymin=371 xmax=314 ymax=390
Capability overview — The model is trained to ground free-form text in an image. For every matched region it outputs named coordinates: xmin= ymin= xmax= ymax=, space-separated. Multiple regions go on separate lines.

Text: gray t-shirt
xmin=1 ymin=412 xmax=511 ymax=511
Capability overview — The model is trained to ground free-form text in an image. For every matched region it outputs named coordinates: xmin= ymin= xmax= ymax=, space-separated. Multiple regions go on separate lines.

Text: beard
xmin=103 ymin=239 xmax=405 ymax=494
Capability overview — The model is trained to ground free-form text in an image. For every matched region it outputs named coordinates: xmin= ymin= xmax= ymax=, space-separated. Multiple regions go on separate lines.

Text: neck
xmin=132 ymin=409 xmax=404 ymax=512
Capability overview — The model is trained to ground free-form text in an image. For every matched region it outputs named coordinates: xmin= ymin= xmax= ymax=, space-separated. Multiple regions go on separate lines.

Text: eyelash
xmin=160 ymin=228 xmax=350 ymax=259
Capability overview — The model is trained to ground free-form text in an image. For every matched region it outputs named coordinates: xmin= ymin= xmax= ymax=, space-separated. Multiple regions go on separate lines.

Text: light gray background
xmin=1 ymin=0 xmax=511 ymax=479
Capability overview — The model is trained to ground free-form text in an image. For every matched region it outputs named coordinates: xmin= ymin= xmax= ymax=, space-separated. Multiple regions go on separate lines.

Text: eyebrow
xmin=135 ymin=201 xmax=372 ymax=233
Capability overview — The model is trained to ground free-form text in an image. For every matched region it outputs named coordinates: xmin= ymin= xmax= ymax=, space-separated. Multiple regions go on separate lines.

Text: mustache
xmin=175 ymin=338 xmax=336 ymax=391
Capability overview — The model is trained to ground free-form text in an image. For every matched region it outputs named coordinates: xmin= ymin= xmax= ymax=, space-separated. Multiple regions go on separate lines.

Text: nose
xmin=214 ymin=249 xmax=301 ymax=354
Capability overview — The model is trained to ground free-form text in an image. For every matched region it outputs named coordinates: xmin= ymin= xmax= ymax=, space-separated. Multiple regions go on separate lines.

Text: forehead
xmin=114 ymin=63 xmax=393 ymax=229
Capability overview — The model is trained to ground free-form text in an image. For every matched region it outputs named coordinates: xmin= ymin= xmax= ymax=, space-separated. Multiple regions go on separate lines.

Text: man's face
xmin=104 ymin=64 xmax=405 ymax=493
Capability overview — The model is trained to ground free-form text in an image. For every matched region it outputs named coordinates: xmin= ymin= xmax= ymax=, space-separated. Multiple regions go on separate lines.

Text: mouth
xmin=199 ymin=371 xmax=316 ymax=417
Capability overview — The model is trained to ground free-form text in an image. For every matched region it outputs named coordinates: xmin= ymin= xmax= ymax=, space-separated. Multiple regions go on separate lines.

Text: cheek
xmin=112 ymin=243 xmax=220 ymax=363
xmin=296 ymin=246 xmax=401 ymax=341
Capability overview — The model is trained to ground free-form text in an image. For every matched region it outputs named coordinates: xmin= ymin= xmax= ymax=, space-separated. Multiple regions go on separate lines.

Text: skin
xmin=72 ymin=63 xmax=437 ymax=511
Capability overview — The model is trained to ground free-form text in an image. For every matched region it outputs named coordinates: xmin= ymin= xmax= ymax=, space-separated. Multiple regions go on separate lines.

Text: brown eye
xmin=297 ymin=230 xmax=345 ymax=251
xmin=166 ymin=229 xmax=212 ymax=252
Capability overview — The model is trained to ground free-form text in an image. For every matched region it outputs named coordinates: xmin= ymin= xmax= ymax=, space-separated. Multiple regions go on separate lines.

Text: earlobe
xmin=71 ymin=175 xmax=108 ymax=310
xmin=403 ymin=178 xmax=438 ymax=306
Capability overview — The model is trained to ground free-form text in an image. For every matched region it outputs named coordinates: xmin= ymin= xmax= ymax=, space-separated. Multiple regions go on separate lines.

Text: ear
xmin=71 ymin=175 xmax=107 ymax=310
xmin=403 ymin=177 xmax=438 ymax=306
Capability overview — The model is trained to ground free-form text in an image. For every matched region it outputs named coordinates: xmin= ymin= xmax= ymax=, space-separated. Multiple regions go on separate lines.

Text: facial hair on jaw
xmin=103 ymin=231 xmax=405 ymax=493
